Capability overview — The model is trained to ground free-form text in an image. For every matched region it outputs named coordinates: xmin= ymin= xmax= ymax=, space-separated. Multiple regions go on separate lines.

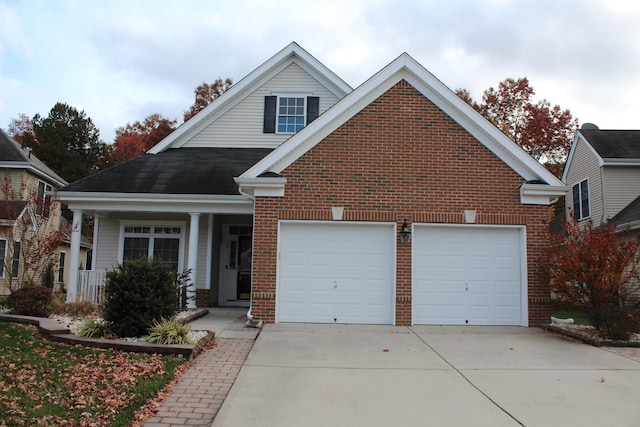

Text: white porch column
xmin=66 ymin=209 xmax=82 ymax=302
xmin=187 ymin=213 xmax=200 ymax=308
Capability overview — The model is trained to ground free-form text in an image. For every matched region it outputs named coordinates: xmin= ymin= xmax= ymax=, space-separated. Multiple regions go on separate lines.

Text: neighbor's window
xmin=0 ymin=240 xmax=6 ymax=278
xmin=11 ymin=241 xmax=20 ymax=278
xmin=122 ymin=225 xmax=182 ymax=272
xmin=277 ymin=97 xmax=306 ymax=133
xmin=36 ymin=181 xmax=53 ymax=217
xmin=572 ymin=179 xmax=590 ymax=220
xmin=58 ymin=252 xmax=66 ymax=283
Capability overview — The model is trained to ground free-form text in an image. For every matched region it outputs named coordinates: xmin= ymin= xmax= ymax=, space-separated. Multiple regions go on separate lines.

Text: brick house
xmin=59 ymin=43 xmax=565 ymax=326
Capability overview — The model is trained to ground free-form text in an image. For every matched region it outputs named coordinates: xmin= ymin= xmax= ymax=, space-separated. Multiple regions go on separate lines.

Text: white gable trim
xmin=240 ymin=53 xmax=565 ymax=200
xmin=562 ymin=131 xmax=604 ymax=182
xmin=149 ymin=42 xmax=352 ymax=154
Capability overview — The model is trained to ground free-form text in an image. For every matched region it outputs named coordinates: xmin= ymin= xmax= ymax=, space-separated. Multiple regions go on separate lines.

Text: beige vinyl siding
xmin=184 ymin=63 xmax=341 ymax=148
xmin=565 ymin=139 xmax=603 ymax=224
xmin=95 ymin=218 xmax=120 ymax=272
xmin=602 ymin=166 xmax=640 ymax=221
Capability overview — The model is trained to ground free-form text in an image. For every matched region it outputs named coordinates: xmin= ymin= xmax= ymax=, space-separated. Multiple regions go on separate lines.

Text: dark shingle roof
xmin=0 ymin=129 xmax=67 ymax=186
xmin=610 ymin=195 xmax=640 ymax=228
xmin=580 ymin=130 xmax=640 ymax=159
xmin=0 ymin=200 xmax=27 ymax=221
xmin=61 ymin=148 xmax=273 ymax=195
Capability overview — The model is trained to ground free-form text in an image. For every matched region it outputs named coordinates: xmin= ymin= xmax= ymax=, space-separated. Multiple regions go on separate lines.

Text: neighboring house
xmin=58 ymin=42 xmax=565 ymax=326
xmin=0 ymin=129 xmax=68 ymax=295
xmin=563 ymin=127 xmax=640 ymax=304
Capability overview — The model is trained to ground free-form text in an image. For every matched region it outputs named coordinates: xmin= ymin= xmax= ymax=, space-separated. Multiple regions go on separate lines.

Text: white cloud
xmin=0 ymin=0 xmax=638 ymax=143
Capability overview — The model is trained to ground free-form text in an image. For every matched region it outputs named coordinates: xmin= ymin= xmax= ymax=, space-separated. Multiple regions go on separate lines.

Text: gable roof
xmin=0 ymin=129 xmax=67 ymax=187
xmin=148 ymin=42 xmax=352 ymax=154
xmin=61 ymin=148 xmax=272 ymax=195
xmin=0 ymin=200 xmax=28 ymax=221
xmin=237 ymin=52 xmax=566 ymax=204
xmin=563 ymin=130 xmax=640 ymax=181
xmin=610 ymin=194 xmax=640 ymax=232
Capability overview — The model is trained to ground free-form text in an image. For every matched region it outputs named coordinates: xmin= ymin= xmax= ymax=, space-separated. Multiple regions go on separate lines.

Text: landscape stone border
xmin=546 ymin=324 xmax=640 ymax=348
xmin=0 ymin=310 xmax=214 ymax=360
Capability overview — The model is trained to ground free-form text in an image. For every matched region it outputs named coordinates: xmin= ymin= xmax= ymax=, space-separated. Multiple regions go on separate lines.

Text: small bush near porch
xmin=103 ymin=258 xmax=180 ymax=337
xmin=0 ymin=322 xmax=185 ymax=426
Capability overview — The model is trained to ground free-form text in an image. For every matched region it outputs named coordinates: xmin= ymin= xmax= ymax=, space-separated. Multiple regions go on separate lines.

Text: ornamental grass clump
xmin=77 ymin=319 xmax=111 ymax=338
xmin=144 ymin=318 xmax=194 ymax=345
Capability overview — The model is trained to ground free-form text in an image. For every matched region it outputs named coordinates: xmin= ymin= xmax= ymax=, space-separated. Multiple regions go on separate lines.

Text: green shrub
xmin=77 ymin=319 xmax=111 ymax=338
xmin=0 ymin=296 xmax=8 ymax=310
xmin=103 ymin=258 xmax=179 ymax=337
xmin=8 ymin=286 xmax=53 ymax=317
xmin=589 ymin=305 xmax=640 ymax=341
xmin=144 ymin=317 xmax=194 ymax=345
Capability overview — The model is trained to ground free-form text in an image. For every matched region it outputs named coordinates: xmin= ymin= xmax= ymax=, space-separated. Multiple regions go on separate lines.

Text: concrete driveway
xmin=212 ymin=324 xmax=640 ymax=426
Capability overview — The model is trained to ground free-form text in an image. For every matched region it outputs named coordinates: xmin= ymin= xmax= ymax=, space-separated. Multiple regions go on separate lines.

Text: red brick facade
xmin=251 ymin=80 xmax=551 ymax=326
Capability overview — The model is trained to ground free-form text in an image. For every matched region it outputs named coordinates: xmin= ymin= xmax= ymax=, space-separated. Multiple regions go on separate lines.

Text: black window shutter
xmin=306 ymin=96 xmax=319 ymax=124
xmin=263 ymin=96 xmax=277 ymax=133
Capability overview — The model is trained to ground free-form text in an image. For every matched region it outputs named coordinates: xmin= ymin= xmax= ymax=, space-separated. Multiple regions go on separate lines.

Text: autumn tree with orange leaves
xmin=546 ymin=219 xmax=640 ymax=338
xmin=109 ymin=113 xmax=177 ymax=163
xmin=456 ymin=77 xmax=578 ymax=177
xmin=183 ymin=77 xmax=233 ymax=122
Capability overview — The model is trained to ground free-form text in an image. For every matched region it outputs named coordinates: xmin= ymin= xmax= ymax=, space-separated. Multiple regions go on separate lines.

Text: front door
xmin=218 ymin=225 xmax=252 ymax=306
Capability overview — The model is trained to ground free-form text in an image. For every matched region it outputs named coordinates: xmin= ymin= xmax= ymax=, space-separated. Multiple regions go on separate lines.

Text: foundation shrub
xmin=8 ymin=286 xmax=52 ymax=317
xmin=103 ymin=258 xmax=179 ymax=337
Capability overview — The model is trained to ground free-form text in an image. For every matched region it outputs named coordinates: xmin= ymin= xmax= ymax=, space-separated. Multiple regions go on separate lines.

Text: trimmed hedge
xmin=8 ymin=286 xmax=53 ymax=317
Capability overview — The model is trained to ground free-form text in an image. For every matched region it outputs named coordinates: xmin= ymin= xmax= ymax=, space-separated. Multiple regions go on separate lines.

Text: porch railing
xmin=76 ymin=270 xmax=106 ymax=305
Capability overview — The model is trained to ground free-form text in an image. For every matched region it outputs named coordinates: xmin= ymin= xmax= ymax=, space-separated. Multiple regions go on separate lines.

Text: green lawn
xmin=0 ymin=322 xmax=186 ymax=426
xmin=551 ymin=308 xmax=591 ymax=326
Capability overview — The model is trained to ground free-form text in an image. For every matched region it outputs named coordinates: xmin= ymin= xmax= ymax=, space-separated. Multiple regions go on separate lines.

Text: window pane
xmin=277 ymin=97 xmax=305 ymax=133
xmin=123 ymin=237 xmax=149 ymax=262
xmin=11 ymin=242 xmax=20 ymax=278
xmin=581 ymin=180 xmax=590 ymax=218
xmin=0 ymin=240 xmax=6 ymax=278
xmin=58 ymin=252 xmax=66 ymax=283
xmin=153 ymin=238 xmax=180 ymax=272
xmin=572 ymin=184 xmax=581 ymax=219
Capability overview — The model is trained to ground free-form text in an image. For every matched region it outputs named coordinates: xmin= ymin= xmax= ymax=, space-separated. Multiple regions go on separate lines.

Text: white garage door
xmin=413 ymin=225 xmax=525 ymax=326
xmin=278 ymin=222 xmax=395 ymax=324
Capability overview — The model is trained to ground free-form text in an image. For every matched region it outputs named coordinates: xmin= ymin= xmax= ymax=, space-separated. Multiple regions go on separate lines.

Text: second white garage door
xmin=413 ymin=225 xmax=525 ymax=326
xmin=278 ymin=222 xmax=395 ymax=324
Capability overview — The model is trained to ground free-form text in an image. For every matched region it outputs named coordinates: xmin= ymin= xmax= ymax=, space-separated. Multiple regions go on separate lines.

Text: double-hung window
xmin=263 ymin=95 xmax=319 ymax=134
xmin=58 ymin=252 xmax=66 ymax=283
xmin=572 ymin=179 xmax=590 ymax=220
xmin=36 ymin=181 xmax=53 ymax=217
xmin=122 ymin=224 xmax=183 ymax=272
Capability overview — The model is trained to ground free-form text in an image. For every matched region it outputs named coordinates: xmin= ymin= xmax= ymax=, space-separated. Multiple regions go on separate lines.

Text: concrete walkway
xmin=142 ymin=308 xmax=259 ymax=427
xmin=213 ymin=324 xmax=640 ymax=427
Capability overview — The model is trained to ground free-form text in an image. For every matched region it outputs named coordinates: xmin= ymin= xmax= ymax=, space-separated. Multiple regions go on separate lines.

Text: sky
xmin=1 ymin=0 xmax=638 ymax=143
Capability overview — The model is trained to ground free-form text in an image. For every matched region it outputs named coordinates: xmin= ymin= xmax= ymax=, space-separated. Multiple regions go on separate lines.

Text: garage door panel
xmin=413 ymin=225 xmax=524 ymax=326
xmin=278 ymin=222 xmax=394 ymax=324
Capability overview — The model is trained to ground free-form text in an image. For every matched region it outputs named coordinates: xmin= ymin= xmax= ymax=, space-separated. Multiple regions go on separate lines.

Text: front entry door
xmin=218 ymin=225 xmax=252 ymax=307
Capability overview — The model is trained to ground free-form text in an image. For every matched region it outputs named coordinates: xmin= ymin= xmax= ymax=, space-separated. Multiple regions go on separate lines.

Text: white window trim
xmin=572 ymin=178 xmax=591 ymax=220
xmin=273 ymin=93 xmax=311 ymax=134
xmin=118 ymin=220 xmax=186 ymax=272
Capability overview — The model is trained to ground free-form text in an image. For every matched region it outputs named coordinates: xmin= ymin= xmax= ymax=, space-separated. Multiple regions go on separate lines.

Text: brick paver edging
xmin=142 ymin=337 xmax=254 ymax=427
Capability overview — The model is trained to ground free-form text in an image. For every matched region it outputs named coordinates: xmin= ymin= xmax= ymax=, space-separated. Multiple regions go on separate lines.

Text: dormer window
xmin=263 ymin=95 xmax=319 ymax=134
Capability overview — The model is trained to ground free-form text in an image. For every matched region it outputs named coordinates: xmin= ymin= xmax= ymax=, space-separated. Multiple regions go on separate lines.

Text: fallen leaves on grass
xmin=0 ymin=322 xmax=186 ymax=426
